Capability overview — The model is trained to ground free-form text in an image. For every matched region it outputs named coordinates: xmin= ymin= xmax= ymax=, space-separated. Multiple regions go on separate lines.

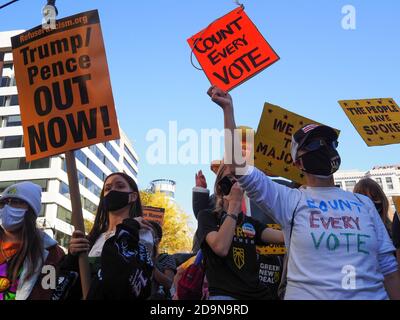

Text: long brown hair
xmin=353 ymin=178 xmax=391 ymax=232
xmin=1 ymin=208 xmax=44 ymax=284
xmin=87 ymin=172 xmax=143 ymax=246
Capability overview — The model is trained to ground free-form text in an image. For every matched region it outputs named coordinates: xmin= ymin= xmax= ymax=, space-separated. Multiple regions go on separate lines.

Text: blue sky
xmin=2 ymin=0 xmax=400 ymax=229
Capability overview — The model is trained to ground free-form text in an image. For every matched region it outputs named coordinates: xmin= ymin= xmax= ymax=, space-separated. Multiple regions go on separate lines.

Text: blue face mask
xmin=0 ymin=205 xmax=27 ymax=231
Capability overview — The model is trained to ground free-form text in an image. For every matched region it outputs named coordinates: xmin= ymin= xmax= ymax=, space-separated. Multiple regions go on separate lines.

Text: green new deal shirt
xmin=197 ymin=210 xmax=272 ymax=300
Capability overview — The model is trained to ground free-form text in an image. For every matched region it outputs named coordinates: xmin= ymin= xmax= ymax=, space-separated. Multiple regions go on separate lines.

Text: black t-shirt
xmin=392 ymin=212 xmax=400 ymax=249
xmin=197 ymin=209 xmax=272 ymax=300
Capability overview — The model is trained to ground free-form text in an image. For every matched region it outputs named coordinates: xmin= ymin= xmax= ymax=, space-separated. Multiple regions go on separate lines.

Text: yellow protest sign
xmin=254 ymin=103 xmax=340 ymax=185
xmin=256 ymin=223 xmax=286 ymax=255
xmin=393 ymin=196 xmax=400 ymax=213
xmin=338 ymin=98 xmax=400 ymax=146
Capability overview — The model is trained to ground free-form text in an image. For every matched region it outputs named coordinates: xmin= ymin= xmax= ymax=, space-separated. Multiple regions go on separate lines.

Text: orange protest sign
xmin=143 ymin=206 xmax=165 ymax=226
xmin=188 ymin=7 xmax=279 ymax=92
xmin=11 ymin=10 xmax=119 ymax=161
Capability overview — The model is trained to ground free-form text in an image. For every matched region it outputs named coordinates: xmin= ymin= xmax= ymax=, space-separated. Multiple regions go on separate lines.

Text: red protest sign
xmin=188 ymin=7 xmax=279 ymax=91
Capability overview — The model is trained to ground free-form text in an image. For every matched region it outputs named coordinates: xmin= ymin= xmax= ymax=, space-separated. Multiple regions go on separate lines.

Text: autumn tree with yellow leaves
xmin=140 ymin=191 xmax=193 ymax=254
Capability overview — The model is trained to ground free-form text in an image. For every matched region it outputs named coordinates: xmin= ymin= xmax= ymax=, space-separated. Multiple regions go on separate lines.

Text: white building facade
xmin=334 ymin=164 xmax=400 ymax=219
xmin=0 ymin=30 xmax=139 ymax=248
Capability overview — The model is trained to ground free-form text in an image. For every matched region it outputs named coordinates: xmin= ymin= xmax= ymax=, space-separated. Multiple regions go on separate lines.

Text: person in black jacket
xmin=61 ymin=172 xmax=154 ymax=300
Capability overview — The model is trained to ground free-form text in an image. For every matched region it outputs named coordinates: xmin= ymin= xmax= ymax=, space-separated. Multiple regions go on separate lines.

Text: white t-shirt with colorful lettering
xmin=238 ymin=166 xmax=396 ymax=300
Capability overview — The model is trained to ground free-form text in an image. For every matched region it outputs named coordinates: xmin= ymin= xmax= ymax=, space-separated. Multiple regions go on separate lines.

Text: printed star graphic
xmin=268 ymin=109 xmax=273 ymax=113
xmin=378 ymin=100 xmax=382 ymax=104
xmin=267 ymin=162 xmax=273 ymax=167
xmin=392 ymin=135 xmax=396 ymax=139
xmin=300 ymin=173 xmax=305 ymax=179
xmin=367 ymin=138 xmax=372 ymax=142
xmin=355 ymin=102 xmax=360 ymax=106
xmin=299 ymin=121 xmax=304 ymax=126
xmin=388 ymin=100 xmax=393 ymax=104
xmin=380 ymin=137 xmax=384 ymax=141
xmin=343 ymin=103 xmax=348 ymax=107
xmin=284 ymin=115 xmax=288 ymax=120
xmin=366 ymin=101 xmax=371 ymax=105
xmin=284 ymin=167 xmax=289 ymax=172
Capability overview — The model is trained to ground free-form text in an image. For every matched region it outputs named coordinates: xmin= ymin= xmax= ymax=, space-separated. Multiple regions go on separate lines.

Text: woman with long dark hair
xmin=0 ymin=182 xmax=65 ymax=300
xmin=64 ymin=172 xmax=154 ymax=300
xmin=353 ymin=178 xmax=392 ymax=238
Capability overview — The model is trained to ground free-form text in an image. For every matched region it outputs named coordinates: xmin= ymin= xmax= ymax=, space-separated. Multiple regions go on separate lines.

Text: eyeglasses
xmin=0 ymin=198 xmax=27 ymax=209
xmin=301 ymin=139 xmax=339 ymax=153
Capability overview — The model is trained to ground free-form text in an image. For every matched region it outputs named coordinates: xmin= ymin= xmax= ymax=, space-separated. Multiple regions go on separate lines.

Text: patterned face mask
xmin=0 ymin=205 xmax=27 ymax=232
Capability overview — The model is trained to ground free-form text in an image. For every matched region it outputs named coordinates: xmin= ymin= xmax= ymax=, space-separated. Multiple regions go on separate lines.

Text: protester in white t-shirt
xmin=207 ymin=85 xmax=400 ymax=300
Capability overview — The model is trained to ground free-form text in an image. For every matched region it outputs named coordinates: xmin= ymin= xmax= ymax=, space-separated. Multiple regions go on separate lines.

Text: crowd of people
xmin=0 ymin=86 xmax=399 ymax=300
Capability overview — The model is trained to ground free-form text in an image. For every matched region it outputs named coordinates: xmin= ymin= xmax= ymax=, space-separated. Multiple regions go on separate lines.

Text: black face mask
xmin=103 ymin=190 xmax=133 ymax=212
xmin=299 ymin=146 xmax=341 ymax=177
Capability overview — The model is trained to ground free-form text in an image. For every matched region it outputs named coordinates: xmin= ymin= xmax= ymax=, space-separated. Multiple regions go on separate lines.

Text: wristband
xmin=226 ymin=213 xmax=238 ymax=222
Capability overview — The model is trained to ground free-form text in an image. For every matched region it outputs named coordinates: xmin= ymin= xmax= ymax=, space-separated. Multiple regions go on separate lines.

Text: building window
xmin=386 ymin=177 xmax=394 ymax=190
xmin=88 ymin=159 xmax=104 ymax=181
xmin=6 ymin=115 xmax=21 ymax=127
xmin=0 ymin=157 xmax=50 ymax=171
xmin=84 ymin=198 xmax=98 ymax=214
xmin=124 ymin=145 xmax=138 ymax=166
xmin=19 ymin=157 xmax=50 ymax=169
xmin=124 ymin=159 xmax=137 ymax=178
xmin=104 ymin=157 xmax=118 ymax=173
xmin=57 ymin=206 xmax=72 ymax=224
xmin=0 ymin=179 xmax=47 ymax=192
xmin=2 ymin=115 xmax=22 ymax=127
xmin=9 ymin=95 xmax=18 ymax=106
xmin=0 ymin=158 xmax=19 ymax=171
xmin=345 ymin=180 xmax=356 ymax=192
xmin=375 ymin=178 xmax=383 ymax=189
xmin=103 ymin=141 xmax=119 ymax=161
xmin=0 ymin=76 xmax=10 ymax=87
xmin=0 ymin=135 xmax=23 ymax=148
xmin=59 ymin=181 xmax=70 ymax=199
xmin=86 ymin=179 xmax=102 ymax=197
xmin=54 ymin=230 xmax=71 ymax=249
xmin=75 ymin=150 xmax=88 ymax=166
xmin=0 ymin=96 xmax=6 ymax=107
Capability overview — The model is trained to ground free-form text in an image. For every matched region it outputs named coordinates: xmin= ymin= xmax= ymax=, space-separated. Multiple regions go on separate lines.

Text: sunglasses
xmin=301 ymin=139 xmax=339 ymax=153
xmin=0 ymin=198 xmax=27 ymax=209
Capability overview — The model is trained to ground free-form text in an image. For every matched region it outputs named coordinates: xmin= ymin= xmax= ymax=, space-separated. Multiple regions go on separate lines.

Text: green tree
xmin=140 ymin=191 xmax=193 ymax=254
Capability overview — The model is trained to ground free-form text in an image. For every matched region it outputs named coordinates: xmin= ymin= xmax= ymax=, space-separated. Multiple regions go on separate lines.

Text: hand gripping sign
xmin=11 ymin=10 xmax=119 ymax=161
xmin=188 ymin=7 xmax=279 ymax=92
xmin=338 ymin=98 xmax=400 ymax=147
xmin=254 ymin=103 xmax=340 ymax=185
